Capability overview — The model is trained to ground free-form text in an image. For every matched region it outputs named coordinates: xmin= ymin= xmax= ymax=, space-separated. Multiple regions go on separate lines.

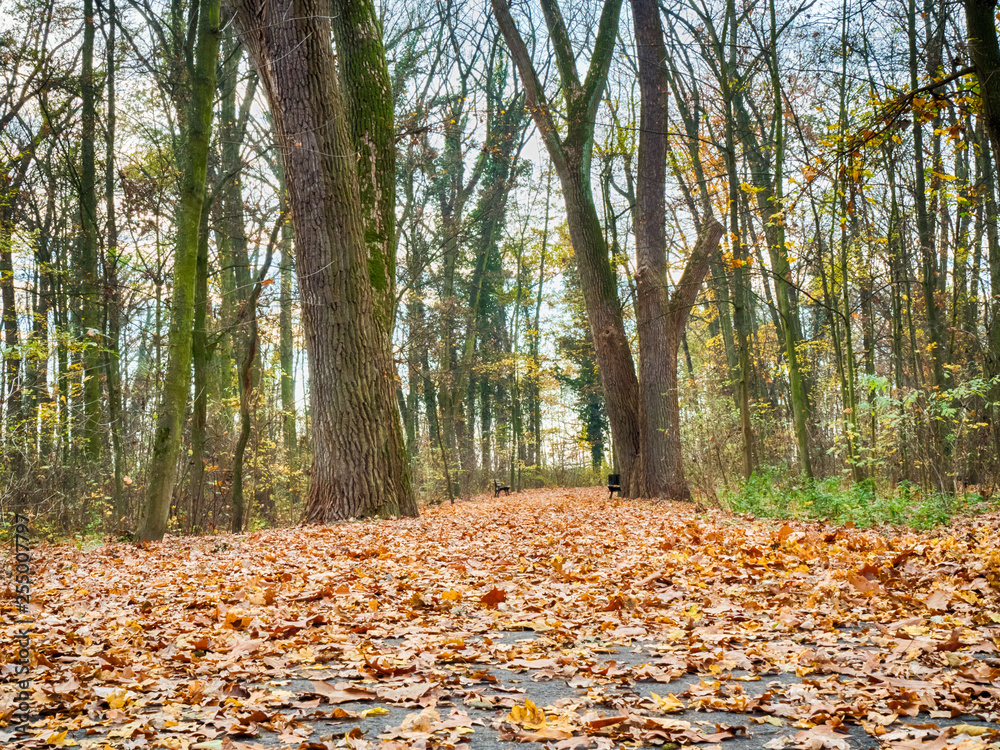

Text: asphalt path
xmin=137 ymin=628 xmax=996 ymax=750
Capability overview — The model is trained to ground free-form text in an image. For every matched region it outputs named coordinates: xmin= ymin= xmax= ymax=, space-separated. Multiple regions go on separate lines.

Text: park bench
xmin=493 ymin=478 xmax=511 ymax=498
xmin=608 ymin=474 xmax=620 ymax=499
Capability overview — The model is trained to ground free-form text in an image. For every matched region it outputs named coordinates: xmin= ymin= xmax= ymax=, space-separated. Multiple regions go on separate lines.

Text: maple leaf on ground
xmin=924 ymin=588 xmax=952 ymax=611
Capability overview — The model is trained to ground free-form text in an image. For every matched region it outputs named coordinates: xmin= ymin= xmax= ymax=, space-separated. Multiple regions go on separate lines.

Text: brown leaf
xmin=584 ymin=715 xmax=628 ymax=730
xmin=924 ymin=589 xmax=952 ymax=611
xmin=377 ymin=682 xmax=434 ymax=703
xmin=479 ymin=587 xmax=507 ymax=607
xmin=307 ymin=681 xmax=378 ymax=704
xmin=935 ymin=628 xmax=963 ymax=652
xmin=847 ymin=572 xmax=883 ymax=595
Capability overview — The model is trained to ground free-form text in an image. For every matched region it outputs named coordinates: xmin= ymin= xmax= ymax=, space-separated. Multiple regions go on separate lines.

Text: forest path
xmin=4 ymin=488 xmax=1000 ymax=749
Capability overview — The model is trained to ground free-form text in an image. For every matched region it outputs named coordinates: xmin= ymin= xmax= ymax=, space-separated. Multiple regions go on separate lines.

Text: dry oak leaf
xmin=936 ymin=627 xmax=964 ymax=652
xmin=847 ymin=572 xmax=884 ymax=596
xmin=377 ymin=682 xmax=434 ymax=703
xmin=520 ymin=726 xmax=577 ymax=741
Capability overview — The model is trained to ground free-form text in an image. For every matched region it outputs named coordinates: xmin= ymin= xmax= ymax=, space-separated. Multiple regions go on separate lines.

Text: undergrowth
xmin=722 ymin=467 xmax=996 ymax=529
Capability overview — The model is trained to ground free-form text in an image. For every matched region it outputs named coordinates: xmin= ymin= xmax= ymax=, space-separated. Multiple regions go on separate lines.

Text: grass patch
xmin=722 ymin=468 xmax=994 ymax=529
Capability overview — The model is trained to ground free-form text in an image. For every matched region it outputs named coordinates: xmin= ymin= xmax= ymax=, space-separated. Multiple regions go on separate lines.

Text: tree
xmin=629 ymin=0 xmax=723 ymax=499
xmin=231 ymin=0 xmax=416 ymax=522
xmin=77 ymin=0 xmax=103 ymax=460
xmin=557 ymin=252 xmax=609 ymax=470
xmin=965 ymin=0 xmax=1000 ymax=445
xmin=494 ymin=0 xmax=721 ymax=499
xmin=134 ymin=0 xmax=221 ymax=541
xmin=492 ymin=0 xmax=645 ymax=495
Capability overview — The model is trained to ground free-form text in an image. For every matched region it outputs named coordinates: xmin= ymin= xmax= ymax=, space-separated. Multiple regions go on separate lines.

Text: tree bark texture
xmin=631 ymin=0 xmax=723 ymax=500
xmin=331 ymin=0 xmax=397 ymax=331
xmin=231 ymin=0 xmax=416 ymax=522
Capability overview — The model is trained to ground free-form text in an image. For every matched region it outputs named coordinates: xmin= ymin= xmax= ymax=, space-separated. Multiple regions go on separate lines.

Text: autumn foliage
xmin=2 ymin=490 xmax=999 ymax=748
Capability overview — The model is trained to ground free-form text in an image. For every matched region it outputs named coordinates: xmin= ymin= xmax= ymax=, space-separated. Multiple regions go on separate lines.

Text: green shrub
xmin=722 ymin=470 xmax=993 ymax=529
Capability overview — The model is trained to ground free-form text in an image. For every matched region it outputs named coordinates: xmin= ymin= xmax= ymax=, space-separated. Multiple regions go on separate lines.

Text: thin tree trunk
xmin=232 ymin=215 xmax=283 ymax=532
xmin=135 ymin=0 xmax=220 ymax=542
xmin=279 ymin=206 xmax=297 ymax=479
xmin=218 ymin=29 xmax=256 ymax=520
xmin=530 ymin=213 xmax=546 ymax=469
xmin=29 ymin=238 xmax=51 ymax=462
xmin=909 ymin=0 xmax=949 ymax=490
xmin=727 ymin=0 xmax=813 ymax=477
xmin=481 ymin=376 xmax=493 ymax=476
xmin=950 ymin=116 xmax=972 ymax=362
xmin=78 ymin=0 xmax=102 ymax=460
xmin=103 ymin=0 xmax=126 ymax=526
xmin=717 ymin=0 xmax=756 ymax=478
xmin=1 ymin=210 xmax=21 ymax=450
xmin=189 ymin=197 xmax=210 ymax=531
xmin=964 ymin=0 xmax=1000 ymax=459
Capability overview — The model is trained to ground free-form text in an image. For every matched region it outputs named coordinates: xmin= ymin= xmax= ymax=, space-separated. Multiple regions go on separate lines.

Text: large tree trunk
xmin=964 ymin=0 xmax=1000 ymax=459
xmin=630 ymin=0 xmax=674 ymax=497
xmin=232 ymin=0 xmax=416 ymax=521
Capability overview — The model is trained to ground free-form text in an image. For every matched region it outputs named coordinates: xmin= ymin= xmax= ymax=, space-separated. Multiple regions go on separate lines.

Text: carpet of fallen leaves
xmin=2 ymin=488 xmax=1000 ymax=750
